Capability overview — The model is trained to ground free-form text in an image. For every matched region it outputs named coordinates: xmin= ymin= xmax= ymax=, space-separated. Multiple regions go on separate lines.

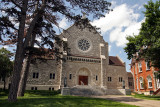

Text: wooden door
xmin=79 ymin=76 xmax=88 ymax=85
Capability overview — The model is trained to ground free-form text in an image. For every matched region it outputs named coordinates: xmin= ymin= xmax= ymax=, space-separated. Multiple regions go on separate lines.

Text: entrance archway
xmin=77 ymin=68 xmax=90 ymax=85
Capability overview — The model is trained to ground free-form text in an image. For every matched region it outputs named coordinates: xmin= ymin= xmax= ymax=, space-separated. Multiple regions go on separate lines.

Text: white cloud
xmin=109 ymin=45 xmax=111 ymax=52
xmin=59 ymin=18 xmax=68 ymax=29
xmin=92 ymin=3 xmax=144 ymax=47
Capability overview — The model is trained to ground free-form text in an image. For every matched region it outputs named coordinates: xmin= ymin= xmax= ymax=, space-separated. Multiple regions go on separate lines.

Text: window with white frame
xmin=139 ymin=77 xmax=144 ymax=89
xmin=138 ymin=62 xmax=142 ymax=72
xmin=147 ymin=75 xmax=152 ymax=88
xmin=146 ymin=61 xmax=150 ymax=70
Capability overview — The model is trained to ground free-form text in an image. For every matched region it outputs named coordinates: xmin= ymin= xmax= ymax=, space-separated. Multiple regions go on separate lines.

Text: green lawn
xmin=0 ymin=90 xmax=137 ymax=107
xmin=130 ymin=93 xmax=160 ymax=101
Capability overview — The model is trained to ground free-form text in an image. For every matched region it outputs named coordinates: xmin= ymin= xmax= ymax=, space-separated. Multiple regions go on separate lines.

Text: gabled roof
xmin=109 ymin=56 xmax=125 ymax=66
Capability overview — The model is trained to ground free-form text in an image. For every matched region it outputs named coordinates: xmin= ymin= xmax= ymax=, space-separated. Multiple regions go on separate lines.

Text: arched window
xmin=147 ymin=75 xmax=152 ymax=88
xmin=138 ymin=62 xmax=142 ymax=72
xmin=146 ymin=61 xmax=150 ymax=70
xmin=139 ymin=77 xmax=144 ymax=89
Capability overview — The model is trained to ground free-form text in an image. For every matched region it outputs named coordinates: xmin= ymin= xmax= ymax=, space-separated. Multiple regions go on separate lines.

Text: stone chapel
xmin=23 ymin=19 xmax=131 ymax=95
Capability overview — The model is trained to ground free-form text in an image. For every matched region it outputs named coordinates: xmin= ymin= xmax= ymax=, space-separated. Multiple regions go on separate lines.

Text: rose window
xmin=78 ymin=39 xmax=90 ymax=51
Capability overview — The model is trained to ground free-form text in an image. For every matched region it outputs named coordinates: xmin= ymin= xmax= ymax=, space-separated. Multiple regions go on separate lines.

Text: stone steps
xmin=70 ymin=86 xmax=105 ymax=96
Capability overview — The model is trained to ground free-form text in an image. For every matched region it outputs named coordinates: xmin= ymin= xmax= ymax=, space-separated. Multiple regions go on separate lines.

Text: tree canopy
xmin=0 ymin=48 xmax=13 ymax=90
xmin=124 ymin=0 xmax=160 ymax=69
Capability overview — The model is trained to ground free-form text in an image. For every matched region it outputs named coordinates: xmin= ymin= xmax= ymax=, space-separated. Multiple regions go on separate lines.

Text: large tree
xmin=124 ymin=0 xmax=160 ymax=69
xmin=0 ymin=0 xmax=112 ymax=102
xmin=0 ymin=48 xmax=13 ymax=90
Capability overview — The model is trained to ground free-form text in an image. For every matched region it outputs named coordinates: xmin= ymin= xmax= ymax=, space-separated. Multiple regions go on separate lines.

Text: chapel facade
xmin=24 ymin=21 xmax=130 ymax=95
xmin=0 ymin=21 xmax=131 ymax=95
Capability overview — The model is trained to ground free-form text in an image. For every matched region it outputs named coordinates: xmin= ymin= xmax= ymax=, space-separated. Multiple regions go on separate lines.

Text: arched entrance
xmin=77 ymin=68 xmax=90 ymax=85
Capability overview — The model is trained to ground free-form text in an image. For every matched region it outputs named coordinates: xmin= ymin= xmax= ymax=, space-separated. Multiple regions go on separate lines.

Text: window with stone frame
xmin=139 ymin=77 xmax=144 ymax=89
xmin=147 ymin=75 xmax=152 ymax=88
xmin=138 ymin=62 xmax=142 ymax=72
xmin=49 ymin=87 xmax=54 ymax=91
xmin=146 ymin=61 xmax=150 ymax=70
xmin=108 ymin=77 xmax=112 ymax=82
xmin=33 ymin=72 xmax=39 ymax=78
xmin=69 ymin=74 xmax=72 ymax=79
xmin=50 ymin=73 xmax=55 ymax=79
xmin=96 ymin=75 xmax=98 ymax=81
xmin=31 ymin=87 xmax=37 ymax=90
xmin=129 ymin=82 xmax=132 ymax=86
xmin=119 ymin=77 xmax=122 ymax=82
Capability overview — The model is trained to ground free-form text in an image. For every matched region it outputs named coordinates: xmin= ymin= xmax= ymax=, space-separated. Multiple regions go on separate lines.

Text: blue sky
xmin=0 ymin=0 xmax=158 ymax=72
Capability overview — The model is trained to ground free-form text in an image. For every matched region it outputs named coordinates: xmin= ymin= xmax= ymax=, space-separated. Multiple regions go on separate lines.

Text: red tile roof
xmin=109 ymin=56 xmax=125 ymax=66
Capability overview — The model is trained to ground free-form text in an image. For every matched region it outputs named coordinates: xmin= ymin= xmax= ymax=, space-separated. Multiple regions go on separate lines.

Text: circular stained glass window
xmin=78 ymin=39 xmax=90 ymax=51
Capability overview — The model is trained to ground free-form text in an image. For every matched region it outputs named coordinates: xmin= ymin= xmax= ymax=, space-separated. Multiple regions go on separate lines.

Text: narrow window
xmin=147 ymin=76 xmax=152 ymax=88
xmin=50 ymin=73 xmax=52 ymax=79
xmin=31 ymin=87 xmax=34 ymax=90
xmin=36 ymin=73 xmax=39 ymax=78
xmin=146 ymin=61 xmax=150 ymax=70
xmin=53 ymin=73 xmax=55 ymax=79
xmin=49 ymin=87 xmax=51 ymax=91
xmin=69 ymin=74 xmax=72 ymax=79
xmin=96 ymin=75 xmax=98 ymax=81
xmin=138 ymin=62 xmax=142 ymax=72
xmin=119 ymin=77 xmax=122 ymax=82
xmin=35 ymin=87 xmax=37 ymax=90
xmin=52 ymin=88 xmax=54 ymax=91
xmin=108 ymin=77 xmax=112 ymax=82
xmin=129 ymin=82 xmax=132 ymax=86
xmin=33 ymin=73 xmax=36 ymax=78
xmin=139 ymin=77 xmax=144 ymax=89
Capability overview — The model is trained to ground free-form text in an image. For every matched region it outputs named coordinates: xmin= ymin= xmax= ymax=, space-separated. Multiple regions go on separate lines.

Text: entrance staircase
xmin=70 ymin=85 xmax=106 ymax=96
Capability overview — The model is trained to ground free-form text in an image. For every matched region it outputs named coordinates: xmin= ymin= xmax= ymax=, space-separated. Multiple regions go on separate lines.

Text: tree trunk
xmin=17 ymin=2 xmax=46 ymax=97
xmin=8 ymin=0 xmax=28 ymax=102
xmin=17 ymin=56 xmax=31 ymax=96
xmin=17 ymin=33 xmax=36 ymax=97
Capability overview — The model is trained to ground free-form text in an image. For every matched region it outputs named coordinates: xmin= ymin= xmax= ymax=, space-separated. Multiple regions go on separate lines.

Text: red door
xmin=79 ymin=76 xmax=88 ymax=85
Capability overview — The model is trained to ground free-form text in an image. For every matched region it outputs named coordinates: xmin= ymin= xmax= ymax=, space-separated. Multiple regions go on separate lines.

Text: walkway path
xmin=92 ymin=95 xmax=160 ymax=107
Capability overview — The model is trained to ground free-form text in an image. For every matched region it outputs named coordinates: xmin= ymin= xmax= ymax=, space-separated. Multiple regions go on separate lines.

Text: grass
xmin=0 ymin=90 xmax=137 ymax=107
xmin=130 ymin=93 xmax=160 ymax=101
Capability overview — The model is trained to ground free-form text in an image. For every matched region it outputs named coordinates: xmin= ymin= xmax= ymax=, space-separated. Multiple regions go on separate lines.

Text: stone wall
xmin=26 ymin=59 xmax=60 ymax=90
xmin=106 ymin=65 xmax=129 ymax=89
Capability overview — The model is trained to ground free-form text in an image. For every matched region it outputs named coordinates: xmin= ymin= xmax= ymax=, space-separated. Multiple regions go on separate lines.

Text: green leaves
xmin=0 ymin=48 xmax=13 ymax=79
xmin=124 ymin=0 xmax=160 ymax=69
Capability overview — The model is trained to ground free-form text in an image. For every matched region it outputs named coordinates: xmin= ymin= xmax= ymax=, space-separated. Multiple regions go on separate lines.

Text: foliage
xmin=124 ymin=0 xmax=160 ymax=69
xmin=0 ymin=48 xmax=13 ymax=82
xmin=0 ymin=90 xmax=137 ymax=107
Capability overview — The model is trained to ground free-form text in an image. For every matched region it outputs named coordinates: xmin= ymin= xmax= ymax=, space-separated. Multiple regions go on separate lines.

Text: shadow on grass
xmin=0 ymin=96 xmax=137 ymax=107
xmin=103 ymin=96 xmax=143 ymax=102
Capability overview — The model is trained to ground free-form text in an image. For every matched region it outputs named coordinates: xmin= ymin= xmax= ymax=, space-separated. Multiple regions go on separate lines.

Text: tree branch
xmin=11 ymin=0 xmax=22 ymax=9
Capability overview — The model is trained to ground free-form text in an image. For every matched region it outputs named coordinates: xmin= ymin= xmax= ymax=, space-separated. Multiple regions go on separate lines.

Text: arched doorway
xmin=77 ymin=68 xmax=90 ymax=85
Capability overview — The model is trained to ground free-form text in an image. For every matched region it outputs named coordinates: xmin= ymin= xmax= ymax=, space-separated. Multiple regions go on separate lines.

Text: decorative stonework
xmin=76 ymin=37 xmax=92 ymax=53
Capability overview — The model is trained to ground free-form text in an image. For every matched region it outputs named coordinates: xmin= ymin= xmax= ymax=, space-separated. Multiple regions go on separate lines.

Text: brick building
xmin=130 ymin=56 xmax=160 ymax=95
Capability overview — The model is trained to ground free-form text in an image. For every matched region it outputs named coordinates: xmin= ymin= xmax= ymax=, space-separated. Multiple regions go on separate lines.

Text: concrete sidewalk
xmin=92 ymin=95 xmax=160 ymax=107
